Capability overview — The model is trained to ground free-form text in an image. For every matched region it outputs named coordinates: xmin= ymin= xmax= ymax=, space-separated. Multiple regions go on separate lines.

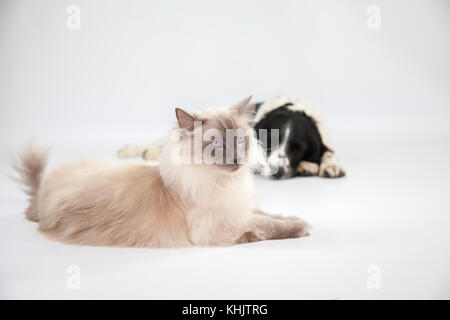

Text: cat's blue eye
xmin=237 ymin=136 xmax=245 ymax=144
xmin=211 ymin=140 xmax=222 ymax=148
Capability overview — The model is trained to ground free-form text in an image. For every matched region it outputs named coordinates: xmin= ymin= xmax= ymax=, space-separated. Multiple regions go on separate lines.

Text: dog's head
xmin=255 ymin=107 xmax=308 ymax=180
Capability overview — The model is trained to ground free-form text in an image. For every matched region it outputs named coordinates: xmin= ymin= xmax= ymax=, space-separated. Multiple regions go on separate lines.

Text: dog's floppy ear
xmin=175 ymin=107 xmax=196 ymax=131
xmin=232 ymin=95 xmax=255 ymax=117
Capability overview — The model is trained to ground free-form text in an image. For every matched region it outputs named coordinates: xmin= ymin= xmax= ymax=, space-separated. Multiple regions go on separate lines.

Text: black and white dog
xmin=253 ymin=96 xmax=345 ymax=179
xmin=118 ymin=96 xmax=345 ymax=179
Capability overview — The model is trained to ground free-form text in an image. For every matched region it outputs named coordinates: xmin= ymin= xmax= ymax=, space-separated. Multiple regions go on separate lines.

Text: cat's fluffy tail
xmin=12 ymin=142 xmax=48 ymax=221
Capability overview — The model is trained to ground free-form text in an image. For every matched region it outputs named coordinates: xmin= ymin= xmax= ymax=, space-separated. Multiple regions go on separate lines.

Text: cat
xmin=13 ymin=97 xmax=310 ymax=247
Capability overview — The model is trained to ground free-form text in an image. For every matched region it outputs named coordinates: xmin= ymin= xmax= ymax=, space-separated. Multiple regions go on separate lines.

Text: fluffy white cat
xmin=13 ymin=97 xmax=310 ymax=247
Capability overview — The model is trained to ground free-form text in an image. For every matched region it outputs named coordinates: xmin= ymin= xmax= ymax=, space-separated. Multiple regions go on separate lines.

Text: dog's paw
xmin=117 ymin=145 xmax=143 ymax=158
xmin=297 ymin=161 xmax=319 ymax=176
xmin=142 ymin=146 xmax=162 ymax=161
xmin=319 ymin=164 xmax=346 ymax=178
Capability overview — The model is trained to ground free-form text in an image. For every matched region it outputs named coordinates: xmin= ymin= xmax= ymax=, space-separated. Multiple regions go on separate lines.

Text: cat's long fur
xmin=14 ymin=97 xmax=310 ymax=247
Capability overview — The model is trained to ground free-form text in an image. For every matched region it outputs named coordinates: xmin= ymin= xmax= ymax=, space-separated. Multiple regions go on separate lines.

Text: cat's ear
xmin=232 ymin=95 xmax=255 ymax=117
xmin=175 ymin=107 xmax=196 ymax=131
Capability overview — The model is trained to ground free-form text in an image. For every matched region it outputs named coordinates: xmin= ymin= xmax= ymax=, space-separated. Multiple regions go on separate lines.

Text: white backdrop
xmin=1 ymin=0 xmax=449 ymax=299
xmin=1 ymin=0 xmax=449 ymax=146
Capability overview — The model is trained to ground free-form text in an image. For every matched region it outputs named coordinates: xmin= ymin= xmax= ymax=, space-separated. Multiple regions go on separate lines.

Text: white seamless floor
xmin=1 ymin=136 xmax=449 ymax=299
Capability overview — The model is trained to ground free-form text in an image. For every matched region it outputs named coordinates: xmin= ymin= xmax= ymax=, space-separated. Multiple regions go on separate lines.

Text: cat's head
xmin=170 ymin=96 xmax=263 ymax=174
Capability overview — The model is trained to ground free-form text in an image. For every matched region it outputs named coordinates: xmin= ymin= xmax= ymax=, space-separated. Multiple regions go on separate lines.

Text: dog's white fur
xmin=263 ymin=122 xmax=292 ymax=177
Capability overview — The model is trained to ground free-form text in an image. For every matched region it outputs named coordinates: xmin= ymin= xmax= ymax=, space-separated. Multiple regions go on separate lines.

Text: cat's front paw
xmin=290 ymin=218 xmax=312 ymax=238
xmin=236 ymin=231 xmax=263 ymax=244
xmin=319 ymin=164 xmax=345 ymax=178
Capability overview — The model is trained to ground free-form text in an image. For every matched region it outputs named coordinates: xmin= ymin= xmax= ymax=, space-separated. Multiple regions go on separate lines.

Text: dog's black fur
xmin=254 ymin=101 xmax=329 ymax=179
